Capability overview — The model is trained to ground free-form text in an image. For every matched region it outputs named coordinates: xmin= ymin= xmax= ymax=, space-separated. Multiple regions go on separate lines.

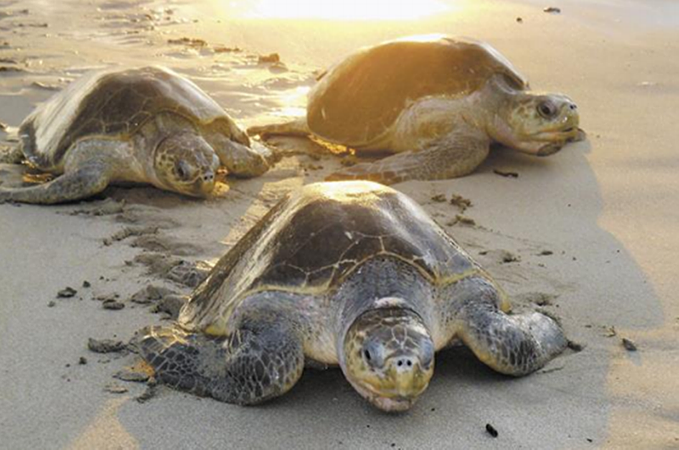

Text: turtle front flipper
xmin=0 ymin=163 xmax=111 ymax=204
xmin=138 ymin=320 xmax=304 ymax=405
xmin=457 ymin=303 xmax=567 ymax=376
xmin=325 ymin=133 xmax=490 ymax=185
xmin=213 ymin=137 xmax=271 ymax=178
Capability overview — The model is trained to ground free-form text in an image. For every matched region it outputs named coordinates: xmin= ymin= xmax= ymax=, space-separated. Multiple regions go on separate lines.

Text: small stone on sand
xmin=543 ymin=6 xmax=561 ymax=13
xmin=567 ymin=340 xmax=585 ymax=352
xmin=622 ymin=338 xmax=637 ymax=351
xmin=57 ymin=287 xmax=77 ymax=298
xmin=130 ymin=285 xmax=176 ymax=304
xmin=102 ymin=299 xmax=125 ymax=310
xmin=258 ymin=53 xmax=280 ymax=64
xmin=104 ymin=383 xmax=128 ymax=394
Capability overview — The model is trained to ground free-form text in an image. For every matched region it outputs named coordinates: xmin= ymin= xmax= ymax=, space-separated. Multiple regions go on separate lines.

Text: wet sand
xmin=1 ymin=0 xmax=678 ymax=448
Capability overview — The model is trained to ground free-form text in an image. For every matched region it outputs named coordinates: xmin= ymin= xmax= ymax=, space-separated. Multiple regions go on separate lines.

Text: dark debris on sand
xmin=130 ymin=285 xmax=177 ymax=305
xmin=450 ymin=194 xmax=472 ymax=212
xmin=0 ymin=66 xmax=26 ymax=73
xmin=431 ymin=193 xmax=446 ymax=203
xmin=485 ymin=423 xmax=499 ymax=438
xmin=431 ymin=194 xmax=472 ymax=212
xmin=57 ymin=287 xmax=77 ymax=298
xmin=447 ymin=215 xmax=476 ymax=227
xmin=567 ymin=340 xmax=585 ymax=352
xmin=517 ymin=291 xmax=556 ymax=306
xmin=258 ymin=53 xmax=280 ymax=64
xmin=622 ymin=338 xmax=638 ymax=351
xmin=102 ymin=299 xmax=125 ymax=310
xmin=544 ymin=6 xmax=562 ymax=13
xmin=88 ymin=338 xmax=126 ymax=353
xmin=493 ymin=169 xmax=519 ymax=178
xmin=134 ymin=253 xmax=210 ymax=288
xmin=104 ymin=383 xmax=128 ymax=394
xmin=167 ymin=37 xmax=207 ymax=48
xmin=103 ymin=226 xmax=158 ymax=246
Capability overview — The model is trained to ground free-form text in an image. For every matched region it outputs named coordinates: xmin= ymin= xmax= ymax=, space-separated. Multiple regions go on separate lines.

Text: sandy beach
xmin=1 ymin=0 xmax=678 ymax=448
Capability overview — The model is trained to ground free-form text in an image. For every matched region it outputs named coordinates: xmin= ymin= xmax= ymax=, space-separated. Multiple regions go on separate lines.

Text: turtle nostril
xmin=569 ymin=103 xmax=577 ymax=110
xmin=394 ymin=357 xmax=415 ymax=370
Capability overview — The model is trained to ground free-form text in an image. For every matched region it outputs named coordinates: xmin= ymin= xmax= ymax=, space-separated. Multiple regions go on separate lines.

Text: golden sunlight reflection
xmin=230 ymin=0 xmax=452 ymax=20
xmin=273 ymin=86 xmax=310 ymax=117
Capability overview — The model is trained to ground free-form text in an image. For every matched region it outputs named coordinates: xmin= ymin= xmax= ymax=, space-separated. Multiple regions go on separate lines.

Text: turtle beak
xmin=572 ymin=128 xmax=587 ymax=142
xmin=536 ymin=125 xmax=586 ymax=156
xmin=537 ymin=143 xmax=565 ymax=156
xmin=386 ymin=354 xmax=431 ymax=398
xmin=195 ymin=171 xmax=215 ymax=197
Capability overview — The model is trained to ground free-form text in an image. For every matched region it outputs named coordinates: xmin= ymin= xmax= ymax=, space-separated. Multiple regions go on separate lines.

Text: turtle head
xmin=341 ymin=305 xmax=434 ymax=412
xmin=154 ymin=132 xmax=220 ymax=197
xmin=491 ymin=89 xmax=583 ymax=156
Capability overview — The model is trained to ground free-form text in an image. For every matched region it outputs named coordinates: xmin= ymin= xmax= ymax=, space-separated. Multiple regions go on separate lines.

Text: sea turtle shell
xmin=307 ymin=35 xmax=528 ymax=147
xmin=180 ymin=181 xmax=484 ymax=333
xmin=19 ymin=66 xmax=233 ymax=170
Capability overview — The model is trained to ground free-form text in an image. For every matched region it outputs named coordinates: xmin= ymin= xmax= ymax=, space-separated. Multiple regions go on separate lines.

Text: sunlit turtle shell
xmin=20 ymin=66 xmax=239 ymax=170
xmin=307 ymin=35 xmax=527 ymax=147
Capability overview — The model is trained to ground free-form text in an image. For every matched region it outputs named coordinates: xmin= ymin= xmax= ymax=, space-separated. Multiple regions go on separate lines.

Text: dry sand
xmin=1 ymin=0 xmax=678 ymax=448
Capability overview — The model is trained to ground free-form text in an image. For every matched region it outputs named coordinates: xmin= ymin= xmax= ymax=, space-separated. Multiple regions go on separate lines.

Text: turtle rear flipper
xmin=139 ymin=321 xmax=304 ymax=405
xmin=247 ymin=117 xmax=310 ymax=138
xmin=0 ymin=162 xmax=111 ymax=204
xmin=325 ymin=131 xmax=489 ymax=185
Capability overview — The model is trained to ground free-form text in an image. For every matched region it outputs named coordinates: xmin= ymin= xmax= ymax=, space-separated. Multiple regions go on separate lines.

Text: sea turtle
xmin=0 ymin=66 xmax=270 ymax=204
xmin=138 ymin=181 xmax=567 ymax=412
xmin=249 ymin=35 xmax=583 ymax=184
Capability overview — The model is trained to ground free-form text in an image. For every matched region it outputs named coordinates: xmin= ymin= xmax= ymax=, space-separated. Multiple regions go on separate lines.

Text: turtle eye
xmin=537 ymin=101 xmax=558 ymax=119
xmin=362 ymin=341 xmax=385 ymax=368
xmin=176 ymin=160 xmax=192 ymax=181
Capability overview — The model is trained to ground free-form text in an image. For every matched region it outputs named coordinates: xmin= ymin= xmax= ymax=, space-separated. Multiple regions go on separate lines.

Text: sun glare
xmin=274 ymin=86 xmax=310 ymax=118
xmin=234 ymin=0 xmax=451 ymax=20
